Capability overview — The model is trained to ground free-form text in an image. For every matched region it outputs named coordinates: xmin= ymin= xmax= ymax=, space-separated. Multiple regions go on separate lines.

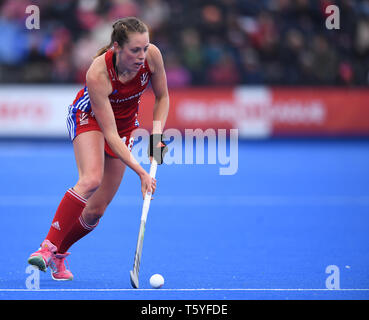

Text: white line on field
xmin=1 ymin=288 xmax=369 ymax=292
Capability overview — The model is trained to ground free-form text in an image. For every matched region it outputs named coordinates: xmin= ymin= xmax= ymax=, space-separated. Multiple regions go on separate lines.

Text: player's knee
xmin=77 ymin=175 xmax=103 ymax=195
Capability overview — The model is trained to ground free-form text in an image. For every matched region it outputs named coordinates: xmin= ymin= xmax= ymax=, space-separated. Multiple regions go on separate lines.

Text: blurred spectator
xmin=207 ymin=52 xmax=241 ymax=86
xmin=0 ymin=17 xmax=29 ymax=65
xmin=338 ymin=61 xmax=354 ymax=85
xmin=164 ymin=52 xmax=191 ymax=88
xmin=0 ymin=0 xmax=368 ymax=86
xmin=280 ymin=29 xmax=306 ymax=84
xmin=310 ymin=34 xmax=338 ymax=84
xmin=180 ymin=29 xmax=205 ymax=84
xmin=0 ymin=0 xmax=30 ymax=65
xmin=240 ymin=47 xmax=264 ymax=84
xmin=140 ymin=0 xmax=169 ymax=32
xmin=355 ymin=17 xmax=369 ymax=55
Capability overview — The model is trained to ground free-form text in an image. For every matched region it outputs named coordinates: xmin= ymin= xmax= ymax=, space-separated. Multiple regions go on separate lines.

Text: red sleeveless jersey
xmin=105 ymin=48 xmax=152 ymax=131
xmin=69 ymin=48 xmax=152 ymax=136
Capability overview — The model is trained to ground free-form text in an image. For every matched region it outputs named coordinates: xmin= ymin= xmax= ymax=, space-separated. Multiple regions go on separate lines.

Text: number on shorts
xmin=122 ymin=136 xmax=134 ymax=151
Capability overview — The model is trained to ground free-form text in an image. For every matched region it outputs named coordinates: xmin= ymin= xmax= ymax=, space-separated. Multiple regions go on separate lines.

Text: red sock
xmin=45 ymin=188 xmax=87 ymax=250
xmin=58 ymin=214 xmax=99 ymax=254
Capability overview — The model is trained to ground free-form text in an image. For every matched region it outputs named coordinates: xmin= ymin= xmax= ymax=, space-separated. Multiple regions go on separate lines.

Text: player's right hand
xmin=140 ymin=172 xmax=156 ymax=200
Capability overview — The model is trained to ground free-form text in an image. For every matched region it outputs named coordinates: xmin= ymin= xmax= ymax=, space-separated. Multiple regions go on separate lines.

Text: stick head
xmin=130 ymin=270 xmax=139 ymax=288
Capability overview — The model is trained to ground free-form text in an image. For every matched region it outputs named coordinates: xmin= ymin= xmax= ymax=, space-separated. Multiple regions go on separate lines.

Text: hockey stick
xmin=130 ymin=158 xmax=158 ymax=288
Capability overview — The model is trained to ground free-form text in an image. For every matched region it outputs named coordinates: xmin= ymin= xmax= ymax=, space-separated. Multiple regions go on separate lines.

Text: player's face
xmin=116 ymin=32 xmax=150 ymax=73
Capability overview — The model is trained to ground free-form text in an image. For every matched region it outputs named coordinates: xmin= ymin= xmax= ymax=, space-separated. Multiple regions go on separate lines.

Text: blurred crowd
xmin=0 ymin=0 xmax=369 ymax=87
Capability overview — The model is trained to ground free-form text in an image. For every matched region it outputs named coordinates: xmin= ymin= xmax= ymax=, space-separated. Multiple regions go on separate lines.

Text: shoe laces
xmin=50 ymin=252 xmax=71 ymax=273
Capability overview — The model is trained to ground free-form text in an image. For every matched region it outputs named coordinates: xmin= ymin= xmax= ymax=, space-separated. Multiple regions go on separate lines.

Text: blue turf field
xmin=0 ymin=139 xmax=368 ymax=300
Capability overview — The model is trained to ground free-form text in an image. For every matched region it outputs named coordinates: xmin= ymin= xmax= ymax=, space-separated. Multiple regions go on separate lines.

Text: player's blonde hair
xmin=95 ymin=17 xmax=148 ymax=58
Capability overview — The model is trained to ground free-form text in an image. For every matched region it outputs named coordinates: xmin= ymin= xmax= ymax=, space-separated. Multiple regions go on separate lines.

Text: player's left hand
xmin=148 ymin=134 xmax=168 ymax=165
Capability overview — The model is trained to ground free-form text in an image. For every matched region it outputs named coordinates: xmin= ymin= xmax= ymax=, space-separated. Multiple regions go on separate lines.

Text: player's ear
xmin=112 ymin=41 xmax=122 ymax=52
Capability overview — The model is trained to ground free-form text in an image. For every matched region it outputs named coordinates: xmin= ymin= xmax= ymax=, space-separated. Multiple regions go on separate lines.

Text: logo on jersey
xmin=79 ymin=112 xmax=89 ymax=125
xmin=141 ymin=72 xmax=149 ymax=86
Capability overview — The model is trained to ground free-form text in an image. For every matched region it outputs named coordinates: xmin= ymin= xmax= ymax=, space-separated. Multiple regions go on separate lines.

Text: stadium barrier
xmin=1 ymin=85 xmax=368 ymax=138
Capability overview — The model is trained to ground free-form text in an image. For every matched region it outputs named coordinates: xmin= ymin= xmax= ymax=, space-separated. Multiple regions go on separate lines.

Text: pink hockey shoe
xmin=27 ymin=240 xmax=57 ymax=272
xmin=49 ymin=252 xmax=74 ymax=281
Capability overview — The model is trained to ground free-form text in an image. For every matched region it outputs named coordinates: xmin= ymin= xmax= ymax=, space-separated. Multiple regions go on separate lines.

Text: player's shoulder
xmin=146 ymin=44 xmax=164 ymax=74
xmin=147 ymin=43 xmax=161 ymax=56
xmin=86 ymin=53 xmax=109 ymax=84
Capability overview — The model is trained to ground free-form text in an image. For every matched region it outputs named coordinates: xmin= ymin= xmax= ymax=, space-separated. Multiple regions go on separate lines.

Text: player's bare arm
xmin=147 ymin=44 xmax=169 ymax=134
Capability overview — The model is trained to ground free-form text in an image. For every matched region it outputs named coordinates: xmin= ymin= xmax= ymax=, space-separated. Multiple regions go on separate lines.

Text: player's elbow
xmin=154 ymin=94 xmax=169 ymax=112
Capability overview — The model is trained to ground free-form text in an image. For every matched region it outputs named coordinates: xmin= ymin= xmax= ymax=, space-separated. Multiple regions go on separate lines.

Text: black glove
xmin=148 ymin=134 xmax=168 ymax=164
